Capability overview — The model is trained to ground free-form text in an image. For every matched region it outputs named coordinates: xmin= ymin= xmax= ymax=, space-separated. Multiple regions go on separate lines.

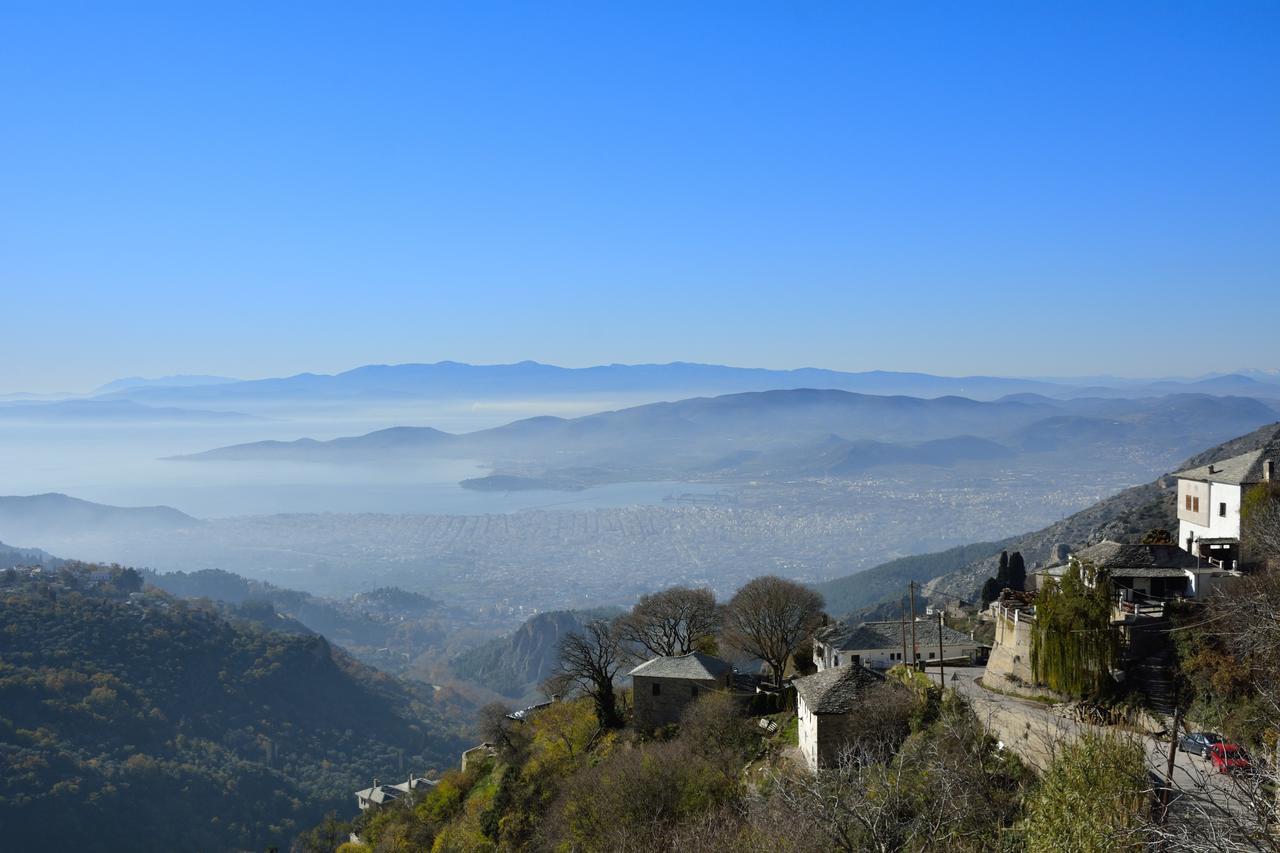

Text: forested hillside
xmin=0 ymin=566 xmax=468 ymax=852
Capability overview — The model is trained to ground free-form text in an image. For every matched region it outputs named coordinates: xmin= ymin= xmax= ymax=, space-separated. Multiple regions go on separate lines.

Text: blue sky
xmin=3 ymin=2 xmax=1277 ymax=391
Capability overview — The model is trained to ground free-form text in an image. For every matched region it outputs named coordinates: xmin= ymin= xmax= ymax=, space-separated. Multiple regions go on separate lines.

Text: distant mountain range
xmin=176 ymin=388 xmax=1280 ymax=490
xmin=91 ymin=374 xmax=239 ymax=394
xmin=72 ymin=360 xmax=1280 ymax=407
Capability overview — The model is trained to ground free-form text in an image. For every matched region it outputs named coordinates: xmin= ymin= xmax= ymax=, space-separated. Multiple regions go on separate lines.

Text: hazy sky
xmin=3 ymin=2 xmax=1277 ymax=392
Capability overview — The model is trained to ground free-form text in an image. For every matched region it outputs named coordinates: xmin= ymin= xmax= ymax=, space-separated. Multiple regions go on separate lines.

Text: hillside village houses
xmin=355 ymin=774 xmax=436 ymax=811
xmin=988 ymin=437 xmax=1278 ymax=693
xmin=351 ymin=437 xmax=1280 ymax=804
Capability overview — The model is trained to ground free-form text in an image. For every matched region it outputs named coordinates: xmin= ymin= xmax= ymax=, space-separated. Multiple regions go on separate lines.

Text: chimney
xmin=1265 ymin=459 xmax=1274 ymax=482
xmin=1208 ymin=464 xmax=1217 ymax=475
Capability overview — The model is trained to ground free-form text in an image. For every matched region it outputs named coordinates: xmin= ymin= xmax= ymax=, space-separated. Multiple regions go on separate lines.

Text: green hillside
xmin=0 ymin=565 xmax=468 ymax=852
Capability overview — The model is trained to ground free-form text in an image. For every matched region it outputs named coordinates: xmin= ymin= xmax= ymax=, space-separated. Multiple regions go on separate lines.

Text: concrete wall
xmin=632 ymin=675 xmax=721 ymax=730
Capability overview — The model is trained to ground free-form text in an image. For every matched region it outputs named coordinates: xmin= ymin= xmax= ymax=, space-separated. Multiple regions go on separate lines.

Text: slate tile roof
xmin=628 ymin=650 xmax=732 ymax=680
xmin=1075 ymin=540 xmax=1202 ymax=569
xmin=815 ymin=619 xmax=975 ymax=651
xmin=1174 ymin=434 xmax=1280 ymax=486
xmin=794 ymin=664 xmax=884 ymax=714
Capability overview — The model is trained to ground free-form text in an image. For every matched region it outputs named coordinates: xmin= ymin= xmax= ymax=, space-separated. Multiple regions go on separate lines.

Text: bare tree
xmin=723 ymin=576 xmax=823 ymax=687
xmin=476 ymin=701 xmax=529 ymax=758
xmin=765 ymin=696 xmax=1028 ymax=853
xmin=557 ymin=618 xmax=626 ymax=728
xmin=617 ymin=586 xmax=719 ymax=659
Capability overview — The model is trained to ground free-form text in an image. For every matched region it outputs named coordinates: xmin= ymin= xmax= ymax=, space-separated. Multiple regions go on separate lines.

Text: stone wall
xmin=985 ymin=605 xmax=1038 ymax=691
xmin=632 ymin=675 xmax=721 ymax=729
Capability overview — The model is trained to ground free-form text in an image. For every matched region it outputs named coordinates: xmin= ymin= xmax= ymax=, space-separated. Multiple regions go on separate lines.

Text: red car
xmin=1207 ymin=742 xmax=1251 ymax=774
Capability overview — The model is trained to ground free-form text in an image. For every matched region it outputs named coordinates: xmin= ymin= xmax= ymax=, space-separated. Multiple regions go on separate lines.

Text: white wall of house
xmin=1178 ymin=479 xmax=1242 ymax=549
xmin=845 ymin=644 xmax=975 ymax=670
xmin=797 ymin=694 xmax=819 ymax=772
xmin=816 ymin=639 xmax=975 ymax=672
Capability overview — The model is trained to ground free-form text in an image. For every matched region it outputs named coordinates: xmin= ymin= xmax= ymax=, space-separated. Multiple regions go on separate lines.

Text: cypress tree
xmin=1007 ymin=552 xmax=1026 ymax=592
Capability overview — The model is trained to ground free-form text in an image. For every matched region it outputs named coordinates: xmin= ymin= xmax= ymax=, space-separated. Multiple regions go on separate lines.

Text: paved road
xmin=925 ymin=666 xmax=1245 ymax=810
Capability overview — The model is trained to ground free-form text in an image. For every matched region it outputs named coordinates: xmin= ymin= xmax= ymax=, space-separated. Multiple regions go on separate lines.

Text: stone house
xmin=1032 ymin=540 xmax=1234 ymax=604
xmin=629 ymin=651 xmax=741 ymax=729
xmin=793 ymin=664 xmax=895 ymax=772
xmin=355 ymin=774 xmax=436 ymax=811
xmin=812 ymin=619 xmax=981 ymax=672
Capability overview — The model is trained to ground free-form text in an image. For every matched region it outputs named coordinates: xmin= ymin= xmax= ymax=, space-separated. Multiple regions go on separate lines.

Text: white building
xmin=812 ymin=619 xmax=980 ymax=672
xmin=1174 ymin=438 xmax=1278 ymax=568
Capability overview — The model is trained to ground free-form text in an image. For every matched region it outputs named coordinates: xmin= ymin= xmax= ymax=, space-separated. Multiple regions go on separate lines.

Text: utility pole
xmin=909 ymin=581 xmax=919 ymax=667
xmin=937 ymin=610 xmax=946 ymax=686
xmin=1158 ymin=706 xmax=1183 ymax=835
xmin=900 ymin=603 xmax=909 ymax=667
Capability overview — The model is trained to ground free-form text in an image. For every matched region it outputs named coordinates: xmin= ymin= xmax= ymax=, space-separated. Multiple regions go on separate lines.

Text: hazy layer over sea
xmin=0 ymin=399 xmax=720 ymax=517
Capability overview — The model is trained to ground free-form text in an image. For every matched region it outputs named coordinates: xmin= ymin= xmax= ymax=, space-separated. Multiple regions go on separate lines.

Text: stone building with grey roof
xmin=1033 ymin=539 xmax=1233 ymax=602
xmin=793 ymin=664 xmax=905 ymax=771
xmin=812 ymin=618 xmax=981 ymax=672
xmin=355 ymin=774 xmax=437 ymax=811
xmin=629 ymin=651 xmax=753 ymax=730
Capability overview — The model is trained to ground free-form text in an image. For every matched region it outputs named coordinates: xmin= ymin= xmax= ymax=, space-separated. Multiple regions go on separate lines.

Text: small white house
xmin=1174 ymin=437 xmax=1278 ymax=568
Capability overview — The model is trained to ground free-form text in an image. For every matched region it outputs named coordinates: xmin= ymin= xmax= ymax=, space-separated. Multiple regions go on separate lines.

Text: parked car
xmin=1178 ymin=732 xmax=1224 ymax=756
xmin=1207 ymin=742 xmax=1251 ymax=774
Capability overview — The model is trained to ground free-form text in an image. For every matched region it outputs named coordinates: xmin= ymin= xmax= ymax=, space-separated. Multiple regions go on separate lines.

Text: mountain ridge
xmin=92 ymin=360 xmax=1280 ymax=406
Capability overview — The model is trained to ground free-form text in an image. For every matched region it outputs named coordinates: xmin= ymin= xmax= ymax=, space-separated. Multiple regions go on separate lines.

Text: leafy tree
xmin=980 ymin=576 xmax=1002 ymax=608
xmin=556 ymin=619 xmax=625 ymax=728
xmin=1031 ymin=560 xmax=1117 ymax=697
xmin=722 ymin=575 xmax=824 ymax=687
xmin=1024 ymin=733 xmax=1147 ymax=852
xmin=617 ymin=586 xmax=719 ymax=658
